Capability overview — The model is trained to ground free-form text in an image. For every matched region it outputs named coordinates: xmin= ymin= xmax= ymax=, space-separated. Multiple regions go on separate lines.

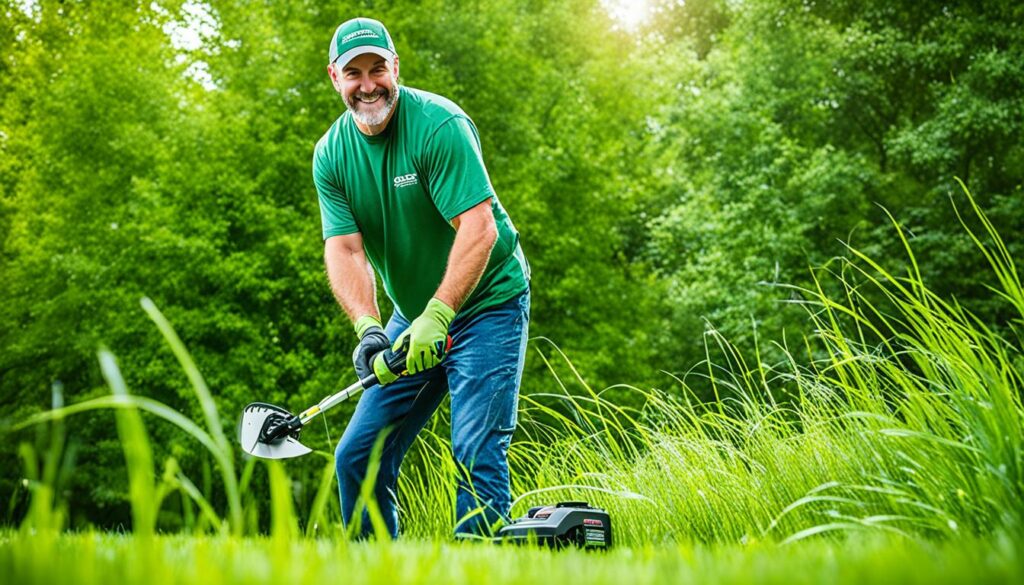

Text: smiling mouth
xmin=355 ymin=92 xmax=384 ymax=105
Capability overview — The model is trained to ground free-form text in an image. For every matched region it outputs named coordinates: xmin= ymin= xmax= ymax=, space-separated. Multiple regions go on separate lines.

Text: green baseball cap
xmin=329 ymin=17 xmax=396 ymax=67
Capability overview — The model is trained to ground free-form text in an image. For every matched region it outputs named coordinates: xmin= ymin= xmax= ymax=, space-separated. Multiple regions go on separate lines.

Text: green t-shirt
xmin=312 ymin=86 xmax=530 ymax=320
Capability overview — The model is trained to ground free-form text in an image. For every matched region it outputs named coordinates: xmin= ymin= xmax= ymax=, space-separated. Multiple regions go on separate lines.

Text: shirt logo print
xmin=393 ymin=173 xmax=419 ymax=189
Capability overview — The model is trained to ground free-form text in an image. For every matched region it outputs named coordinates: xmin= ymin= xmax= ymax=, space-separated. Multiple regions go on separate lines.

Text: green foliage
xmin=640 ymin=0 xmax=1024 ymax=380
xmin=2 ymin=0 xmax=1022 ymax=533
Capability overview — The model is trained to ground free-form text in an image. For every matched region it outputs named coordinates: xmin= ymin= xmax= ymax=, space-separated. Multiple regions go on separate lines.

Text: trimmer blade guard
xmin=239 ymin=402 xmax=312 ymax=459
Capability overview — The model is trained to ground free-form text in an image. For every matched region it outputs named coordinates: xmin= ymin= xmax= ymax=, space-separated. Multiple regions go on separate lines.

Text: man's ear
xmin=392 ymin=55 xmax=400 ymax=79
xmin=327 ymin=63 xmax=342 ymax=91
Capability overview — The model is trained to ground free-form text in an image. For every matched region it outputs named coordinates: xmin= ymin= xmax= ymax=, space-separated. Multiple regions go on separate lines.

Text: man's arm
xmin=391 ymin=198 xmax=496 ymax=375
xmin=435 ymin=198 xmax=498 ymax=311
xmin=324 ymin=232 xmax=379 ymax=323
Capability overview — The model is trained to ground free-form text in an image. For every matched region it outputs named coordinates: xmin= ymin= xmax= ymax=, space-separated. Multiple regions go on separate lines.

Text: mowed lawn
xmin=2 ymin=532 xmax=1021 ymax=585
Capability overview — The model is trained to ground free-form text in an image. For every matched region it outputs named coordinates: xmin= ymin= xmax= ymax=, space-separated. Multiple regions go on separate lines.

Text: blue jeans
xmin=335 ymin=289 xmax=530 ymax=538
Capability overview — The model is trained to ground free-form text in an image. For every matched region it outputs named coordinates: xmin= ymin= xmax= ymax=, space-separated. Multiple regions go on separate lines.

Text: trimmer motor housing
xmin=498 ymin=502 xmax=612 ymax=549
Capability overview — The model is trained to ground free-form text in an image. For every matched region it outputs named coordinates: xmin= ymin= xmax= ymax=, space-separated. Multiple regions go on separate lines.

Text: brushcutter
xmin=238 ymin=335 xmax=451 ymax=460
xmin=238 ymin=336 xmax=615 ymax=549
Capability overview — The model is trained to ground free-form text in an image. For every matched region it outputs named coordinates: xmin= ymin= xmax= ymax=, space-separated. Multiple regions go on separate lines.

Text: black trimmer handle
xmin=360 ymin=334 xmax=453 ymax=388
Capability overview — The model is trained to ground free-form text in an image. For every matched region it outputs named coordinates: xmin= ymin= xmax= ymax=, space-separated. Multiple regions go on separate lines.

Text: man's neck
xmin=355 ymin=89 xmax=400 ymax=136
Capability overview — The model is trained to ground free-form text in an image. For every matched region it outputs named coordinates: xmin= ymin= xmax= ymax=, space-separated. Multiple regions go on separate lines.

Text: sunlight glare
xmin=602 ymin=0 xmax=652 ymax=31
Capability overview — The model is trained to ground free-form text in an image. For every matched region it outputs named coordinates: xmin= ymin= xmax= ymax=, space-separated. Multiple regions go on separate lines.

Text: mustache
xmin=353 ymin=87 xmax=388 ymax=102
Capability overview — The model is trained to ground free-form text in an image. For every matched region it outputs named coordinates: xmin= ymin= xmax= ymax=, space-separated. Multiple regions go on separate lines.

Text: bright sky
xmin=16 ymin=0 xmax=37 ymax=17
xmin=156 ymin=1 xmax=218 ymax=89
xmin=602 ymin=0 xmax=652 ymax=31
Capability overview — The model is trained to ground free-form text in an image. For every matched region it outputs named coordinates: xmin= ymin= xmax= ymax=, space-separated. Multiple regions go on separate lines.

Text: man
xmin=312 ymin=17 xmax=531 ymax=539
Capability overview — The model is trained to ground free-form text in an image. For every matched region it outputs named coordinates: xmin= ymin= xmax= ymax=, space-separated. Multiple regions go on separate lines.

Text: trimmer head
xmin=236 ymin=338 xmax=442 ymax=461
xmin=239 ymin=402 xmax=312 ymax=459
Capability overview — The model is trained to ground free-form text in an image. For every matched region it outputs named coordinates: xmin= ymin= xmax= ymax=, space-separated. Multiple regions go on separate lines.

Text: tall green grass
xmin=399 ymin=186 xmax=1023 ymax=543
xmin=8 ymin=185 xmax=1023 ymax=546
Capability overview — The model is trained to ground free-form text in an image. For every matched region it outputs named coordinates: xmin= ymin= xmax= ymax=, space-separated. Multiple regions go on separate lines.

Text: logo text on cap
xmin=343 ymin=29 xmax=380 ymax=43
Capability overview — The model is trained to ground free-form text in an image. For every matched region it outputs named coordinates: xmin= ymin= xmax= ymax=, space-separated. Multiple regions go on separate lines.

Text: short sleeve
xmin=313 ymin=144 xmax=359 ymax=239
xmin=422 ymin=116 xmax=496 ymax=222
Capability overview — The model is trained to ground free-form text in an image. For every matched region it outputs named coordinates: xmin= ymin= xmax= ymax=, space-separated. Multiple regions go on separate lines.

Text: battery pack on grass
xmin=498 ymin=502 xmax=612 ymax=549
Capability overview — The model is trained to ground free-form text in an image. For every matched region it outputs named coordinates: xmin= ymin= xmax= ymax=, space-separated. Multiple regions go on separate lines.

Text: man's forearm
xmin=435 ymin=219 xmax=497 ymax=311
xmin=324 ymin=241 xmax=379 ymax=324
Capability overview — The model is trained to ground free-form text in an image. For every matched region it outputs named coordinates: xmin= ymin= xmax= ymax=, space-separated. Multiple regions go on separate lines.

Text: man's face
xmin=329 ymin=52 xmax=400 ymax=127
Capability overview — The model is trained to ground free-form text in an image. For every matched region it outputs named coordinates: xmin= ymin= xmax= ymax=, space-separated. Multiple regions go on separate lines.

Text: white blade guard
xmin=239 ymin=402 xmax=312 ymax=459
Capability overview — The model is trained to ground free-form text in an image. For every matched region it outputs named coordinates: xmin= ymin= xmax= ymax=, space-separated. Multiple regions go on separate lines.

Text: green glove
xmin=352 ymin=315 xmax=389 ymax=381
xmin=394 ymin=298 xmax=455 ymax=375
xmin=372 ymin=351 xmax=400 ymax=386
xmin=353 ymin=315 xmax=383 ymax=339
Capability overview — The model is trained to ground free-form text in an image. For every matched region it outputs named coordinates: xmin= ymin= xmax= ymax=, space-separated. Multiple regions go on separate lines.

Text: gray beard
xmin=345 ymin=81 xmax=399 ymax=127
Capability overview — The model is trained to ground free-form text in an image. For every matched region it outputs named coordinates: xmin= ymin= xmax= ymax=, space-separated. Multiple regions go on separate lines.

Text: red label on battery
xmin=583 ymin=518 xmax=603 ymax=527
